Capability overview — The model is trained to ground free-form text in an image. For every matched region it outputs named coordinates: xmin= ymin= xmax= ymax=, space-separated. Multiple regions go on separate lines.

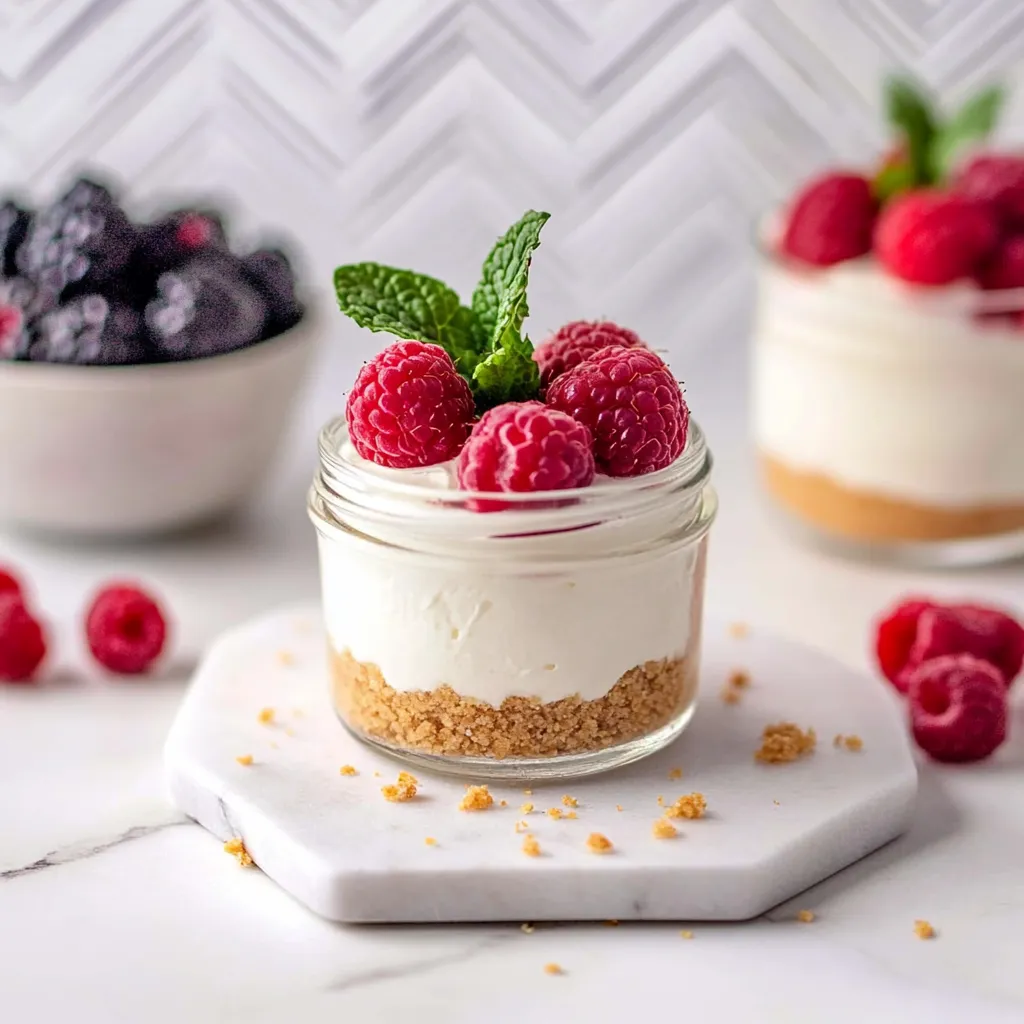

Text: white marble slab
xmin=164 ymin=607 xmax=917 ymax=923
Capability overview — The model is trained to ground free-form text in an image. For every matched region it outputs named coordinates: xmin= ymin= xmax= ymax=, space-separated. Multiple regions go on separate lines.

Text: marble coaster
xmin=164 ymin=607 xmax=917 ymax=923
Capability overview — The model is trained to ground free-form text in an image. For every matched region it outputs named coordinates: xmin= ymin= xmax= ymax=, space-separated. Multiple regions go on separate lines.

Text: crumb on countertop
xmin=235 ymin=754 xmax=253 ymax=766
xmin=382 ymin=771 xmax=418 ymax=802
xmin=544 ymin=963 xmax=563 ymax=975
xmin=562 ymin=795 xmax=578 ymax=808
xmin=521 ymin=802 xmax=534 ymax=813
xmin=728 ymin=669 xmax=751 ymax=689
xmin=522 ymin=834 xmax=541 ymax=857
xmin=459 ymin=784 xmax=494 ymax=811
xmin=521 ymin=923 xmax=535 ymax=934
xmin=721 ymin=686 xmax=742 ymax=705
xmin=547 ymin=807 xmax=563 ymax=820
xmin=565 ymin=811 xmax=578 ymax=820
xmin=257 ymin=707 xmax=275 ymax=725
xmin=616 ymin=804 xmax=623 ymax=812
xmin=833 ymin=733 xmax=863 ymax=752
xmin=276 ymin=650 xmax=295 ymax=666
xmin=652 ymin=819 xmax=678 ymax=839
xmin=665 ymin=792 xmax=706 ymax=820
xmin=729 ymin=622 xmax=749 ymax=639
xmin=523 ymin=789 xmax=533 ymax=796
xmin=586 ymin=832 xmax=613 ymax=854
xmin=223 ymin=837 xmax=254 ymax=867
xmin=756 ymin=723 xmax=816 ymax=764
xmin=291 ymin=707 xmax=305 ymax=718
xmin=773 ymin=799 xmax=781 ymax=806
xmin=424 ymin=837 xmax=437 ymax=847
xmin=797 ymin=909 xmax=815 ymax=923
xmin=680 ymin=929 xmax=694 ymax=939
xmin=914 ymin=919 xmax=936 ymax=940
xmin=668 ymin=767 xmax=683 ymax=780
xmin=373 ymin=771 xmax=381 ymax=777
xmin=515 ymin=820 xmax=531 ymax=833
xmin=339 ymin=765 xmax=358 ymax=776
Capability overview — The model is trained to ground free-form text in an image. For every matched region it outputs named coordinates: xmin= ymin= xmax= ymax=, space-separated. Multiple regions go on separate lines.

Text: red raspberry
xmin=346 ymin=340 xmax=475 ymax=469
xmin=0 ymin=566 xmax=23 ymax=598
xmin=906 ymin=654 xmax=1007 ymax=763
xmin=955 ymin=154 xmax=1024 ymax=230
xmin=874 ymin=597 xmax=937 ymax=690
xmin=86 ymin=583 xmax=168 ymax=675
xmin=780 ymin=173 xmax=877 ymax=267
xmin=874 ymin=189 xmax=998 ymax=285
xmin=0 ymin=594 xmax=47 ymax=683
xmin=546 ymin=346 xmax=688 ymax=477
xmin=975 ymin=234 xmax=1024 ymax=292
xmin=533 ymin=321 xmax=646 ymax=389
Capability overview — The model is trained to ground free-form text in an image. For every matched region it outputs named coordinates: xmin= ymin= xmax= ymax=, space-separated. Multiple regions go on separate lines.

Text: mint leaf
xmin=873 ymin=158 xmax=916 ymax=202
xmin=930 ymin=84 xmax=1005 ymax=181
xmin=472 ymin=333 xmax=541 ymax=407
xmin=884 ymin=76 xmax=938 ymax=186
xmin=333 ymin=262 xmax=480 ymax=369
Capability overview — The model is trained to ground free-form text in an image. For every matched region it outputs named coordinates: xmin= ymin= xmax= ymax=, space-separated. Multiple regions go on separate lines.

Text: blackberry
xmin=0 ymin=201 xmax=31 ymax=278
xmin=136 ymin=209 xmax=227 ymax=276
xmin=144 ymin=258 xmax=267 ymax=360
xmin=239 ymin=248 xmax=303 ymax=336
xmin=29 ymin=295 xmax=146 ymax=365
xmin=0 ymin=277 xmax=50 ymax=360
xmin=16 ymin=179 xmax=137 ymax=300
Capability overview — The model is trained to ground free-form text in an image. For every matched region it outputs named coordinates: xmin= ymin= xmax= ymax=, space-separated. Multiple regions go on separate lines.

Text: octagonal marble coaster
xmin=164 ymin=607 xmax=917 ymax=923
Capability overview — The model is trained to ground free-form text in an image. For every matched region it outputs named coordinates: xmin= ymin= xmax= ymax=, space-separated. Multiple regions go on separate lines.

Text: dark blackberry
xmin=0 ymin=201 xmax=31 ymax=278
xmin=240 ymin=248 xmax=303 ymax=337
xmin=144 ymin=258 xmax=267 ymax=360
xmin=0 ymin=277 xmax=51 ymax=360
xmin=29 ymin=295 xmax=146 ymax=365
xmin=136 ymin=209 xmax=227 ymax=276
xmin=16 ymin=179 xmax=137 ymax=300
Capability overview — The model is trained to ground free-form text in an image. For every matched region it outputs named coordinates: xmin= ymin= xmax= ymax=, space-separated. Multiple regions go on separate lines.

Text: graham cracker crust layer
xmin=330 ymin=648 xmax=699 ymax=759
xmin=762 ymin=454 xmax=1024 ymax=542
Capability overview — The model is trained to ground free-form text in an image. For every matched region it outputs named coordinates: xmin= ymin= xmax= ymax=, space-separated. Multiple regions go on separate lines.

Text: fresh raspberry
xmin=86 ymin=583 xmax=168 ymax=675
xmin=533 ymin=321 xmax=646 ymax=389
xmin=906 ymin=654 xmax=1008 ymax=763
xmin=780 ymin=173 xmax=877 ymax=267
xmin=874 ymin=189 xmax=998 ymax=285
xmin=346 ymin=340 xmax=475 ymax=469
xmin=0 ymin=566 xmax=23 ymax=598
xmin=955 ymin=154 xmax=1024 ymax=230
xmin=975 ymin=234 xmax=1024 ymax=292
xmin=0 ymin=594 xmax=47 ymax=683
xmin=456 ymin=401 xmax=594 ymax=500
xmin=874 ymin=597 xmax=937 ymax=690
xmin=545 ymin=346 xmax=688 ymax=477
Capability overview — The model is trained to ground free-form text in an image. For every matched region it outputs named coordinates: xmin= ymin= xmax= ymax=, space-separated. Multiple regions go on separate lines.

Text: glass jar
xmin=753 ymin=246 xmax=1024 ymax=567
xmin=308 ymin=417 xmax=717 ymax=781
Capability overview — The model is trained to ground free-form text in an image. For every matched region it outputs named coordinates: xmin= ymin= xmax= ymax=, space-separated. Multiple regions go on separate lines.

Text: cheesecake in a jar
xmin=310 ymin=211 xmax=716 ymax=779
xmin=754 ymin=77 xmax=1024 ymax=564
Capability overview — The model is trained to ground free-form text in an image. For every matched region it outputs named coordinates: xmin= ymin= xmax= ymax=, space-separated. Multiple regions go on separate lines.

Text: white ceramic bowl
xmin=0 ymin=315 xmax=317 ymax=536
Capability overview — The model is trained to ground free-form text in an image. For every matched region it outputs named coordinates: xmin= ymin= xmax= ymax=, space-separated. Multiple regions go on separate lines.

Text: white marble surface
xmin=3 ymin=344 xmax=1024 ymax=1022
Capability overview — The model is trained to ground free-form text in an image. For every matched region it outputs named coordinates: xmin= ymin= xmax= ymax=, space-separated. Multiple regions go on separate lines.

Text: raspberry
xmin=780 ymin=173 xmax=876 ymax=267
xmin=533 ymin=321 xmax=646 ymax=389
xmin=0 ymin=594 xmax=47 ymax=683
xmin=0 ymin=566 xmax=24 ymax=598
xmin=545 ymin=346 xmax=688 ymax=477
xmin=906 ymin=654 xmax=1007 ymax=763
xmin=874 ymin=597 xmax=937 ymax=691
xmin=874 ymin=189 xmax=998 ymax=285
xmin=955 ymin=154 xmax=1024 ymax=230
xmin=456 ymin=401 xmax=595 ymax=498
xmin=85 ymin=583 xmax=168 ymax=675
xmin=975 ymin=234 xmax=1024 ymax=292
xmin=346 ymin=340 xmax=475 ymax=469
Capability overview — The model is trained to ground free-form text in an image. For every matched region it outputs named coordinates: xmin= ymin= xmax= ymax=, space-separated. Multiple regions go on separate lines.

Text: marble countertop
xmin=2 ymin=346 xmax=1024 ymax=1023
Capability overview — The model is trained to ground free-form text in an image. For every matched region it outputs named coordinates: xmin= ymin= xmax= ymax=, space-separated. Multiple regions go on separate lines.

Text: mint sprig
xmin=930 ymin=85 xmax=1005 ymax=181
xmin=883 ymin=76 xmax=937 ymax=191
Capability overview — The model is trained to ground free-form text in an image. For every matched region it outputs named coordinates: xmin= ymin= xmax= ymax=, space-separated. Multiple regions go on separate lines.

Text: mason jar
xmin=753 ymin=247 xmax=1024 ymax=567
xmin=308 ymin=416 xmax=717 ymax=781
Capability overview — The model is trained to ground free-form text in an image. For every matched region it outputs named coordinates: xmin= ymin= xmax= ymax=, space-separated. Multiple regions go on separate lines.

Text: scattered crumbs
xmin=522 ymin=834 xmax=541 ymax=857
xmin=373 ymin=771 xmax=381 ymax=778
xmin=382 ymin=771 xmax=419 ymax=802
xmin=668 ymin=767 xmax=683 ymax=780
xmin=729 ymin=622 xmax=749 ymax=639
xmin=721 ymin=686 xmax=742 ymax=705
xmin=728 ymin=669 xmax=751 ymax=689
xmin=615 ymin=804 xmax=623 ymax=812
xmin=544 ymin=963 xmax=564 ymax=976
xmin=652 ymin=819 xmax=678 ymax=839
xmin=521 ymin=802 xmax=535 ymax=813
xmin=565 ymin=811 xmax=578 ymax=820
xmin=424 ymin=837 xmax=438 ymax=847
xmin=257 ymin=707 xmax=275 ymax=725
xmin=521 ymin=923 xmax=535 ymax=934
xmin=523 ymin=789 xmax=533 ymax=796
xmin=276 ymin=650 xmax=295 ymax=666
xmin=914 ymin=919 xmax=936 ymax=940
xmin=755 ymin=723 xmax=817 ymax=764
xmin=586 ymin=832 xmax=613 ymax=854
xmin=339 ymin=765 xmax=358 ymax=776
xmin=773 ymin=799 xmax=781 ymax=807
xmin=797 ymin=909 xmax=815 ymax=923
xmin=499 ymin=799 xmax=508 ymax=807
xmin=223 ymin=838 xmax=253 ymax=867
xmin=665 ymin=793 xmax=707 ymax=820
xmin=680 ymin=930 xmax=694 ymax=939
xmin=562 ymin=795 xmax=578 ymax=808
xmin=235 ymin=754 xmax=253 ymax=766
xmin=843 ymin=734 xmax=864 ymax=752
xmin=543 ymin=663 xmax=556 ymax=671
xmin=547 ymin=808 xmax=563 ymax=820
xmin=515 ymin=820 xmax=531 ymax=833
xmin=656 ymin=795 xmax=665 ymax=806
xmin=459 ymin=784 xmax=494 ymax=811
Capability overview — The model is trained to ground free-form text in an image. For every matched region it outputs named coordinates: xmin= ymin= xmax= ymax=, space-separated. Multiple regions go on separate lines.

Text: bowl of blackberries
xmin=0 ymin=175 xmax=315 ymax=536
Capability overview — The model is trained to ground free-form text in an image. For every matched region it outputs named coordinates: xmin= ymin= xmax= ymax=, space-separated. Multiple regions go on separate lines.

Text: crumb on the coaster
xmin=797 ymin=909 xmax=815 ymax=923
xmin=459 ymin=784 xmax=494 ymax=811
xmin=728 ymin=669 xmax=750 ymax=689
xmin=755 ymin=722 xmax=816 ymax=764
xmin=521 ymin=802 xmax=534 ymax=813
xmin=914 ymin=919 xmax=936 ymax=940
xmin=257 ymin=707 xmax=275 ymax=725
xmin=544 ymin=963 xmax=563 ymax=975
xmin=515 ymin=820 xmax=530 ymax=833
xmin=616 ymin=804 xmax=623 ymax=812
xmin=652 ymin=819 xmax=678 ymax=839
xmin=680 ymin=929 xmax=694 ymax=939
xmin=562 ymin=794 xmax=578 ymax=808
xmin=382 ymin=771 xmax=418 ymax=802
xmin=223 ymin=837 xmax=253 ymax=867
xmin=235 ymin=754 xmax=253 ymax=766
xmin=276 ymin=650 xmax=295 ymax=666
xmin=586 ymin=832 xmax=613 ymax=854
xmin=499 ymin=799 xmax=508 ymax=807
xmin=668 ymin=767 xmax=683 ymax=780
xmin=522 ymin=834 xmax=541 ymax=857
xmin=665 ymin=792 xmax=706 ymax=820
xmin=729 ymin=622 xmax=749 ymax=639
xmin=339 ymin=764 xmax=358 ymax=776
xmin=547 ymin=807 xmax=563 ymax=820
xmin=424 ymin=837 xmax=437 ymax=847
xmin=721 ymin=686 xmax=742 ymax=705
xmin=521 ymin=923 xmax=535 ymax=934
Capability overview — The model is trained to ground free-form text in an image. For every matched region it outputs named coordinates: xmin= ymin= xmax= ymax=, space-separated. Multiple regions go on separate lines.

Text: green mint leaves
xmin=333 ymin=210 xmax=550 ymax=410
xmin=877 ymin=76 xmax=1005 ymax=201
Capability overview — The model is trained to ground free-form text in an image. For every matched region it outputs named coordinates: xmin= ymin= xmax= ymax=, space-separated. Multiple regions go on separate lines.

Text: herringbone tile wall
xmin=2 ymin=0 xmax=1024 ymax=366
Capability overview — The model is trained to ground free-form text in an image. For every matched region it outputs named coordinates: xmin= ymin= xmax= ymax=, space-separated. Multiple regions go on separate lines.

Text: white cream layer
xmin=754 ymin=257 xmax=1024 ymax=507
xmin=317 ymin=448 xmax=699 ymax=706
